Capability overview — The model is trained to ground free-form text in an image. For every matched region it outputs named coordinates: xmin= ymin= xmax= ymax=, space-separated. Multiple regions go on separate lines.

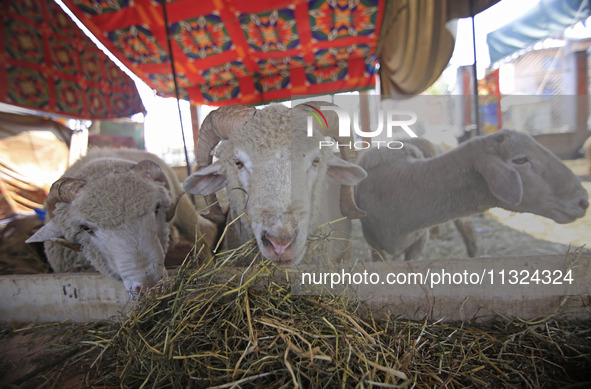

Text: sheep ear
xmin=183 ymin=163 xmax=226 ymax=196
xmin=25 ymin=220 xmax=64 ymax=243
xmin=133 ymin=160 xmax=169 ymax=189
xmin=26 ymin=221 xmax=82 ymax=251
xmin=475 ymin=155 xmax=523 ymax=206
xmin=326 ymin=156 xmax=367 ymax=186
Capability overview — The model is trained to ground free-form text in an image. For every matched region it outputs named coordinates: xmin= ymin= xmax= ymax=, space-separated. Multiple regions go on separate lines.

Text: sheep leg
xmin=404 ymin=231 xmax=429 ymax=261
xmin=453 ymin=217 xmax=478 ymax=257
xmin=429 ymin=224 xmax=441 ymax=238
xmin=370 ymin=248 xmax=388 ymax=261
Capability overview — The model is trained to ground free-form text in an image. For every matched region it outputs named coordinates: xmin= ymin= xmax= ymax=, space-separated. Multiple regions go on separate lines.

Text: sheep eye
xmin=234 ymin=157 xmax=244 ymax=169
xmin=312 ymin=157 xmax=320 ymax=167
xmin=512 ymin=156 xmax=529 ymax=165
xmin=155 ymin=202 xmax=161 ymax=215
xmin=80 ymin=225 xmax=94 ymax=234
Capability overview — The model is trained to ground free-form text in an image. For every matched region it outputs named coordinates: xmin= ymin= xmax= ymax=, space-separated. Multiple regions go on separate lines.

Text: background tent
xmin=378 ymin=0 xmax=497 ymax=95
xmin=0 ymin=112 xmax=71 ymax=219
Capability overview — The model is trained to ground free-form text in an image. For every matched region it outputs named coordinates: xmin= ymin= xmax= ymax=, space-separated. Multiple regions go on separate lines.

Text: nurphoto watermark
xmin=302 ymin=103 xmax=418 ymax=150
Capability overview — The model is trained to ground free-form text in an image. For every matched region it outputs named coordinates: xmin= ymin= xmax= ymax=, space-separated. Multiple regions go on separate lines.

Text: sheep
xmin=26 ymin=148 xmax=216 ymax=295
xmin=183 ymin=102 xmax=367 ymax=265
xmin=398 ymin=137 xmax=478 ymax=258
xmin=355 ymin=129 xmax=589 ymax=260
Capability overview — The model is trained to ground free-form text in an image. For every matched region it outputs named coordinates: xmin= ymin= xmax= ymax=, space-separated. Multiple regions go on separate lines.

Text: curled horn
xmin=46 ymin=177 xmax=87 ymax=218
xmin=132 ymin=160 xmax=169 ymax=189
xmin=132 ymin=160 xmax=182 ymax=222
xmin=52 ymin=238 xmax=82 ymax=252
xmin=197 ymin=104 xmax=257 ymax=224
xmin=295 ymin=101 xmax=366 ymax=219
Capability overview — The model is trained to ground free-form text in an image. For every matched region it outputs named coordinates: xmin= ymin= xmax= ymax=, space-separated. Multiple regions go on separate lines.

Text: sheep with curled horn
xmin=26 ymin=148 xmax=217 ymax=297
xmin=183 ymin=101 xmax=367 ymax=265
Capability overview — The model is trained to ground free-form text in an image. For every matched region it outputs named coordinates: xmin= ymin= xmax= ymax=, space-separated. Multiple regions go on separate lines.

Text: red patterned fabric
xmin=0 ymin=0 xmax=145 ymax=119
xmin=61 ymin=0 xmax=385 ymax=106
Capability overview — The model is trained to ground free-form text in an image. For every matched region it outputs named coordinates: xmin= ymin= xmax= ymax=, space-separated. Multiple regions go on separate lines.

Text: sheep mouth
xmin=258 ymin=231 xmax=305 ymax=264
xmin=548 ymin=205 xmax=586 ymax=224
xmin=261 ymin=234 xmax=292 ymax=259
xmin=554 ymin=212 xmax=583 ymax=224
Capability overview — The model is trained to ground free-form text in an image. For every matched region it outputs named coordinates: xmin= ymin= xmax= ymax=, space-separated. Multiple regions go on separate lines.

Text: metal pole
xmin=470 ymin=0 xmax=480 ymax=136
xmin=161 ymin=1 xmax=194 ymax=184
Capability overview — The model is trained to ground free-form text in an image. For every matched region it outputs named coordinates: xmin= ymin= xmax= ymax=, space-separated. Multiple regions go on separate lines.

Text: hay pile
xmin=2 ymin=241 xmax=590 ymax=388
xmin=76 ymin=245 xmax=590 ymax=388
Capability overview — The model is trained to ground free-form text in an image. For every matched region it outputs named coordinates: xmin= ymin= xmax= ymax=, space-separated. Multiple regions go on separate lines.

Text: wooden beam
xmin=575 ymin=50 xmax=588 ymax=135
xmin=2 ymin=253 xmax=589 ymax=323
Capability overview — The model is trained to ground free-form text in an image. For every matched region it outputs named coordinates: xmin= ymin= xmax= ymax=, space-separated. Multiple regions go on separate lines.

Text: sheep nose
xmin=263 ymin=231 xmax=293 ymax=257
xmin=125 ymin=280 xmax=157 ymax=300
xmin=128 ymin=285 xmax=144 ymax=300
xmin=580 ymin=198 xmax=589 ymax=210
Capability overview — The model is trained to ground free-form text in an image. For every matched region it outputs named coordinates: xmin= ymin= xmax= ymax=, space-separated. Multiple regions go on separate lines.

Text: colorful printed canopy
xmin=60 ymin=0 xmax=386 ymax=106
xmin=0 ymin=0 xmax=145 ymax=119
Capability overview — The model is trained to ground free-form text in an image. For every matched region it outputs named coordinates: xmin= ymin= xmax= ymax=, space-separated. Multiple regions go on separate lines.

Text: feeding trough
xmin=1 ymin=250 xmax=589 ymax=323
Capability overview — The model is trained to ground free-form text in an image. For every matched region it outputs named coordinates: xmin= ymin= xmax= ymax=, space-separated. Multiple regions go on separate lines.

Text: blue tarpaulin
xmin=487 ymin=0 xmax=590 ymax=64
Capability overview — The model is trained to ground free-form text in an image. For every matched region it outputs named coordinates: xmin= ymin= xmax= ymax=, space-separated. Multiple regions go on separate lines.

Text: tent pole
xmin=190 ymin=104 xmax=200 ymax=163
xmin=161 ymin=1 xmax=194 ymax=200
xmin=470 ymin=0 xmax=480 ymax=136
xmin=359 ymin=91 xmax=371 ymax=143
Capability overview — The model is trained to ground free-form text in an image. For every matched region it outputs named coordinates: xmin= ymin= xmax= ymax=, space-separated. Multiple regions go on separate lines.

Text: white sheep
xmin=397 ymin=137 xmax=478 ymax=258
xmin=183 ymin=102 xmax=367 ymax=265
xmin=26 ymin=148 xmax=216 ymax=295
xmin=355 ymin=130 xmax=589 ymax=260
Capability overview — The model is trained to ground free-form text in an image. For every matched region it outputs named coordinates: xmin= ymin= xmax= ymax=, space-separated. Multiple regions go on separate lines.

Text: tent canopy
xmin=61 ymin=0 xmax=498 ymax=106
xmin=487 ymin=0 xmax=591 ymax=64
xmin=0 ymin=0 xmax=145 ymax=119
xmin=62 ymin=0 xmax=385 ymax=106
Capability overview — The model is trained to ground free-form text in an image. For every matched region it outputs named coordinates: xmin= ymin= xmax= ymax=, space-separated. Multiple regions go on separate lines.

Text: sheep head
xmin=184 ymin=102 xmax=367 ymax=264
xmin=27 ymin=159 xmax=181 ymax=296
xmin=473 ymin=129 xmax=588 ymax=223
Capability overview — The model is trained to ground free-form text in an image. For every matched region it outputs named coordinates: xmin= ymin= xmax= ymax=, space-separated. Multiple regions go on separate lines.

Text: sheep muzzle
xmin=261 ymin=230 xmax=294 ymax=258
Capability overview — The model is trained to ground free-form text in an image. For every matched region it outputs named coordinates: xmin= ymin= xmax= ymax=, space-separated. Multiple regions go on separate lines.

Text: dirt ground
xmin=351 ymin=159 xmax=591 ymax=261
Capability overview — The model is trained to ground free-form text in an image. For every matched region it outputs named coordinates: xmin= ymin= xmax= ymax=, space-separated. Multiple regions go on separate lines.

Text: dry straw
xmin=80 ymin=236 xmax=590 ymax=388
xmin=2 ymin=232 xmax=590 ymax=388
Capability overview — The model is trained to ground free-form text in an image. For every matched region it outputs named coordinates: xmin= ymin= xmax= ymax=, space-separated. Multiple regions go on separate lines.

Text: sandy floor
xmin=351 ymin=159 xmax=591 ymax=261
